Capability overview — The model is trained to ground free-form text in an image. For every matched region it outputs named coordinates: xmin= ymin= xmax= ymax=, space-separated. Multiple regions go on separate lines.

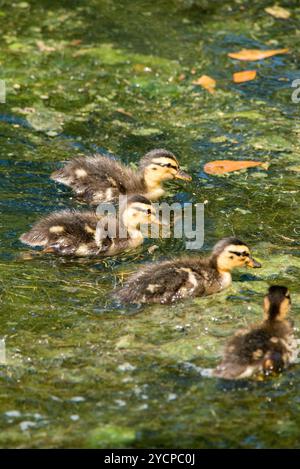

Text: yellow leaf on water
xmin=204 ymin=160 xmax=269 ymax=175
xmin=36 ymin=40 xmax=56 ymax=53
xmin=116 ymin=108 xmax=133 ymax=118
xmin=228 ymin=48 xmax=289 ymax=61
xmin=233 ymin=70 xmax=257 ymax=83
xmin=192 ymin=75 xmax=216 ymax=94
xmin=265 ymin=5 xmax=291 ymax=19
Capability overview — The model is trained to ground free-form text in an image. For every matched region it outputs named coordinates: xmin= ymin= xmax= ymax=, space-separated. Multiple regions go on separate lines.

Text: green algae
xmin=87 ymin=425 xmax=136 ymax=449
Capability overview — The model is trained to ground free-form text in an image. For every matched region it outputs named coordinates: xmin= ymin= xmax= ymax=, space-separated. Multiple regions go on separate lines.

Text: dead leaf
xmin=265 ymin=5 xmax=291 ymax=19
xmin=233 ymin=70 xmax=257 ymax=83
xmin=70 ymin=39 xmax=82 ymax=46
xmin=204 ymin=160 xmax=269 ymax=175
xmin=192 ymin=75 xmax=216 ymax=94
xmin=36 ymin=40 xmax=56 ymax=53
xmin=228 ymin=48 xmax=289 ymax=61
xmin=116 ymin=108 xmax=133 ymax=118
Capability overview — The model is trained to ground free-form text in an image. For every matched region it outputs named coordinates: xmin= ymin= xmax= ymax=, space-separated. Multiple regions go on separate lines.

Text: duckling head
xmin=264 ymin=285 xmax=291 ymax=322
xmin=121 ymin=195 xmax=159 ymax=232
xmin=212 ymin=237 xmax=262 ymax=273
xmin=140 ymin=149 xmax=191 ymax=188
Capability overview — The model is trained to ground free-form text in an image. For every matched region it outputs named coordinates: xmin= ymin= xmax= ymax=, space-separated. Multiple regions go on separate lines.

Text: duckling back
xmin=116 ymin=257 xmax=224 ymax=304
xmin=20 ymin=210 xmax=106 ymax=256
xmin=214 ymin=319 xmax=295 ymax=380
xmin=51 ymin=155 xmax=144 ymax=205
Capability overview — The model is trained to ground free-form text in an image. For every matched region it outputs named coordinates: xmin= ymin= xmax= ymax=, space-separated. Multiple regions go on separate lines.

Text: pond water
xmin=0 ymin=0 xmax=300 ymax=448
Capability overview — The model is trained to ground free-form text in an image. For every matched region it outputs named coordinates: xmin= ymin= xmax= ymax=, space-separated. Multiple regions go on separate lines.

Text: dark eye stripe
xmin=155 ymin=163 xmax=178 ymax=170
xmin=134 ymin=206 xmax=152 ymax=214
xmin=229 ymin=250 xmax=249 ymax=257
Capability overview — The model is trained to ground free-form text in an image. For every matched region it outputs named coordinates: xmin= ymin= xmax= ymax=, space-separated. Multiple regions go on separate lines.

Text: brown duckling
xmin=51 ymin=149 xmax=191 ymax=205
xmin=20 ymin=195 xmax=159 ymax=257
xmin=213 ymin=286 xmax=297 ymax=380
xmin=116 ymin=237 xmax=261 ymax=304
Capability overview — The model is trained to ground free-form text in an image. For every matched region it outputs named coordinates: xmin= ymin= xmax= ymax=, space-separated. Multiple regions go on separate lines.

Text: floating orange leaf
xmin=116 ymin=108 xmax=133 ymax=118
xmin=36 ymin=40 xmax=56 ymax=53
xmin=228 ymin=48 xmax=289 ymax=61
xmin=233 ymin=70 xmax=257 ymax=83
xmin=192 ymin=75 xmax=216 ymax=94
xmin=265 ymin=5 xmax=291 ymax=19
xmin=204 ymin=160 xmax=269 ymax=175
xmin=70 ymin=39 xmax=83 ymax=46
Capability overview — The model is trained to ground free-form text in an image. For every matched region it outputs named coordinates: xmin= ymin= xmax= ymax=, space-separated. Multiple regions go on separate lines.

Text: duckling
xmin=20 ymin=195 xmax=159 ymax=257
xmin=51 ymin=149 xmax=191 ymax=205
xmin=116 ymin=237 xmax=261 ymax=304
xmin=213 ymin=286 xmax=298 ymax=380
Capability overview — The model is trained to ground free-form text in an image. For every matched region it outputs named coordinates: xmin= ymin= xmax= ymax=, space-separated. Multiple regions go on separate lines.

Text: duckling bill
xmin=20 ymin=195 xmax=158 ymax=257
xmin=51 ymin=149 xmax=191 ymax=205
xmin=116 ymin=237 xmax=261 ymax=304
xmin=214 ymin=286 xmax=298 ymax=380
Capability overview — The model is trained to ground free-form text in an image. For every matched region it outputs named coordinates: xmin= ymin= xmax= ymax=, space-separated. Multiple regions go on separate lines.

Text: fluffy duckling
xmin=116 ymin=237 xmax=261 ymax=304
xmin=213 ymin=286 xmax=297 ymax=380
xmin=51 ymin=149 xmax=191 ymax=205
xmin=20 ymin=195 xmax=159 ymax=257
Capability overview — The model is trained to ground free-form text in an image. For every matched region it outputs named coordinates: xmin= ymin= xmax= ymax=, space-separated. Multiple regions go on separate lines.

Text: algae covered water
xmin=0 ymin=0 xmax=300 ymax=448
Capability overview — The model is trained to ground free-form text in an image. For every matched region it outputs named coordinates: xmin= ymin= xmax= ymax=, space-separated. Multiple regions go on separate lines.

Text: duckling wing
xmin=116 ymin=261 xmax=205 ymax=304
xmin=20 ymin=210 xmax=99 ymax=256
xmin=213 ymin=335 xmax=261 ymax=380
xmin=51 ymin=155 xmax=139 ymax=205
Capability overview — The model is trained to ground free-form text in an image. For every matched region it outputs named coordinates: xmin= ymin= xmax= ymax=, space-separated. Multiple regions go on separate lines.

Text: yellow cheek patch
xmin=49 ymin=225 xmax=64 ymax=234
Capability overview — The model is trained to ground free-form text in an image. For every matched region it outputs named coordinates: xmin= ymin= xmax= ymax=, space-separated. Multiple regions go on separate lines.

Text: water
xmin=0 ymin=0 xmax=300 ymax=448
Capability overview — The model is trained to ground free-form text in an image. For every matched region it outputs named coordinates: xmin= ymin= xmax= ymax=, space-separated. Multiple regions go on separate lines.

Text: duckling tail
xmin=19 ymin=230 xmax=48 ymax=247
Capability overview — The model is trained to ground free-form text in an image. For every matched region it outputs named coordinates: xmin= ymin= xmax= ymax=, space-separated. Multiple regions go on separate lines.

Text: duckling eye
xmin=160 ymin=163 xmax=178 ymax=170
xmin=147 ymin=209 xmax=151 ymax=215
xmin=152 ymin=167 xmax=157 ymax=171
